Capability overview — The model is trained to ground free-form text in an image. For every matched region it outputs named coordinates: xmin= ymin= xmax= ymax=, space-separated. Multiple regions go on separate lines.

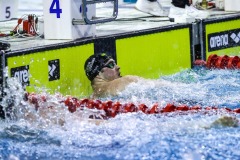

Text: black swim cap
xmin=84 ymin=53 xmax=111 ymax=81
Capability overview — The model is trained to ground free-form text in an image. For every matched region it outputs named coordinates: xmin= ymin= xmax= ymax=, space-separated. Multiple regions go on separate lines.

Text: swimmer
xmin=84 ymin=53 xmax=178 ymax=98
xmin=84 ymin=53 xmax=143 ymax=98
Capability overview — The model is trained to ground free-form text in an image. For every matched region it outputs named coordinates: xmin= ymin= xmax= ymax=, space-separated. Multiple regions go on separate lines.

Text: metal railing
xmin=72 ymin=0 xmax=118 ymax=25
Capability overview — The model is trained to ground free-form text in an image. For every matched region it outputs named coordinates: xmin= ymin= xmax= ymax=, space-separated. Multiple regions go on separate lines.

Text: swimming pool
xmin=0 ymin=66 xmax=240 ymax=160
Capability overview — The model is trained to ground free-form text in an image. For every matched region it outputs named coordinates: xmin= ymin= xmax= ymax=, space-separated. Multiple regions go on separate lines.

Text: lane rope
xmin=194 ymin=54 xmax=240 ymax=69
xmin=25 ymin=93 xmax=240 ymax=118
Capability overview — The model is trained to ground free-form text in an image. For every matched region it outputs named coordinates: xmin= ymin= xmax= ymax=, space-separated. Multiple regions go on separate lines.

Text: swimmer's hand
xmin=194 ymin=60 xmax=206 ymax=66
xmin=205 ymin=116 xmax=239 ymax=129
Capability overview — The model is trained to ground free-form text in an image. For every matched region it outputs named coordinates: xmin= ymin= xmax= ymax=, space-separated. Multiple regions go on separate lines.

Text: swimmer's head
xmin=84 ymin=53 xmax=111 ymax=81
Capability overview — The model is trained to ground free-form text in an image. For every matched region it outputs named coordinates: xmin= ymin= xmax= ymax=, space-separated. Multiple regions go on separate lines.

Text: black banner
xmin=208 ymin=28 xmax=240 ymax=52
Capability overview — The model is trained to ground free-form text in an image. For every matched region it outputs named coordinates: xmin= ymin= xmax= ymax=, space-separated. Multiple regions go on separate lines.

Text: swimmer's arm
xmin=203 ymin=116 xmax=239 ymax=129
xmin=92 ymin=75 xmax=141 ymax=98
xmin=88 ymin=119 xmax=106 ymax=125
xmin=108 ymin=75 xmax=140 ymax=95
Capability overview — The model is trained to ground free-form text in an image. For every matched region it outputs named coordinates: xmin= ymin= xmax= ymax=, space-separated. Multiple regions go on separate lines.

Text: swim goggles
xmin=104 ymin=61 xmax=116 ymax=69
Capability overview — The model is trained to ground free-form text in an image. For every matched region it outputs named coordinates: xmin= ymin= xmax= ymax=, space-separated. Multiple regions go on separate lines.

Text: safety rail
xmin=72 ymin=0 xmax=118 ymax=25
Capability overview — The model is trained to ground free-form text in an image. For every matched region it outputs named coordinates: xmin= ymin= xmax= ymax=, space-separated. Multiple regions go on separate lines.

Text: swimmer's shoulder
xmin=106 ymin=75 xmax=140 ymax=95
xmin=120 ymin=75 xmax=142 ymax=82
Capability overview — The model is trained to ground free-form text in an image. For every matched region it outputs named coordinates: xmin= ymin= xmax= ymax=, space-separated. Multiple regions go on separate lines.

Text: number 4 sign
xmin=49 ymin=0 xmax=62 ymax=18
xmin=0 ymin=0 xmax=18 ymax=21
xmin=43 ymin=0 xmax=96 ymax=39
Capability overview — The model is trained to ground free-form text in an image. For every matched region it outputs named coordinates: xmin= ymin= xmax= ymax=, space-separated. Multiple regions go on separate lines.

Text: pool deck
xmin=0 ymin=2 xmax=240 ymax=52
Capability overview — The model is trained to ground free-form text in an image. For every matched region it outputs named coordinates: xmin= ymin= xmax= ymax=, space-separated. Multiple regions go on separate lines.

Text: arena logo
xmin=208 ymin=29 xmax=240 ymax=52
xmin=209 ymin=34 xmax=228 ymax=49
xmin=10 ymin=65 xmax=30 ymax=87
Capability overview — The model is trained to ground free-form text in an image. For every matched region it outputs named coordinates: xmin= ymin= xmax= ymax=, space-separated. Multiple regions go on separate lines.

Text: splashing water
xmin=0 ymin=67 xmax=240 ymax=160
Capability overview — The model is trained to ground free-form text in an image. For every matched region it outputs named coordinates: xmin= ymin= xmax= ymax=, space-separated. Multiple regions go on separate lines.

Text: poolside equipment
xmin=43 ymin=0 xmax=118 ymax=39
xmin=43 ymin=0 xmax=95 ymax=39
xmin=12 ymin=14 xmax=39 ymax=36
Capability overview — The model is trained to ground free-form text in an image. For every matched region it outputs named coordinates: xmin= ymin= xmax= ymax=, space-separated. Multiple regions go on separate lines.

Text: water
xmin=0 ymin=67 xmax=240 ymax=160
xmin=1 ymin=1 xmax=239 ymax=159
